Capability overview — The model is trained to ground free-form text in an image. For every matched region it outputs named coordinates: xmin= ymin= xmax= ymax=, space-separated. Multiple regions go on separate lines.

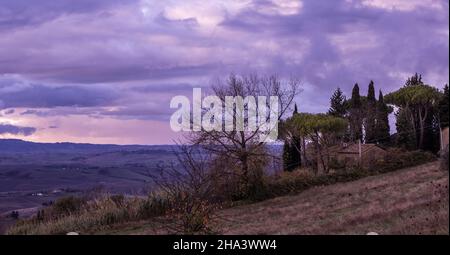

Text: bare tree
xmin=150 ymin=144 xmax=219 ymax=234
xmin=189 ymin=74 xmax=301 ymax=196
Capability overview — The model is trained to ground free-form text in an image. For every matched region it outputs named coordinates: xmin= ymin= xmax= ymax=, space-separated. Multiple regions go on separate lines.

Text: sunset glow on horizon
xmin=0 ymin=0 xmax=448 ymax=144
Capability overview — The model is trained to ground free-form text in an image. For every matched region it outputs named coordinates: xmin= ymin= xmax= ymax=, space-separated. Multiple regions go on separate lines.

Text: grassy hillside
xmin=100 ymin=161 xmax=448 ymax=235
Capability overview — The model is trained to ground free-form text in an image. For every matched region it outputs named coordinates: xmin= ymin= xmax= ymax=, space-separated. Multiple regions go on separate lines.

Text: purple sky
xmin=0 ymin=0 xmax=448 ymax=144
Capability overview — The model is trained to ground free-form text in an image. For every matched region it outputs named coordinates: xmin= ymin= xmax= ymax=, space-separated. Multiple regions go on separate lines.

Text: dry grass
xmin=9 ymin=161 xmax=448 ymax=235
xmin=213 ymin=161 xmax=448 ymax=235
xmin=116 ymin=161 xmax=448 ymax=235
xmin=6 ymin=194 xmax=170 ymax=235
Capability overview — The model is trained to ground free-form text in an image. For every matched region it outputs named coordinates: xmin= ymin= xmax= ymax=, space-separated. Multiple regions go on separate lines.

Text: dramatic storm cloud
xmin=0 ymin=123 xmax=36 ymax=136
xmin=0 ymin=0 xmax=448 ymax=144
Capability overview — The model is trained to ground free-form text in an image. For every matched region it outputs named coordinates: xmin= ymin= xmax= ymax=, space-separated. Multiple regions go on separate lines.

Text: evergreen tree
xmin=375 ymin=90 xmax=390 ymax=144
xmin=282 ymin=105 xmax=302 ymax=171
xmin=405 ymin=73 xmax=423 ymax=86
xmin=365 ymin=81 xmax=377 ymax=143
xmin=423 ymin=109 xmax=440 ymax=153
xmin=328 ymin=87 xmax=347 ymax=118
xmin=367 ymin=80 xmax=376 ymax=100
xmin=395 ymin=108 xmax=416 ymax=150
xmin=386 ymin=74 xmax=442 ymax=151
xmin=349 ymin=83 xmax=363 ymax=142
xmin=283 ymin=134 xmax=302 ymax=172
xmin=283 ymin=142 xmax=294 ymax=171
xmin=293 ymin=103 xmax=299 ymax=115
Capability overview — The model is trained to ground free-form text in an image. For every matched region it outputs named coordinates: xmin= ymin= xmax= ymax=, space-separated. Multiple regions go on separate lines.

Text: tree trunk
xmin=302 ymin=136 xmax=307 ymax=166
xmin=418 ymin=107 xmax=428 ymax=150
xmin=240 ymin=154 xmax=249 ymax=185
xmin=313 ymin=132 xmax=327 ymax=175
xmin=408 ymin=108 xmax=418 ymax=149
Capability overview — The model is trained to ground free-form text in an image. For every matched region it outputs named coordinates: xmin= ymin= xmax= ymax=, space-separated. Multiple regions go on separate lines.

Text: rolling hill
xmin=100 ymin=161 xmax=448 ymax=235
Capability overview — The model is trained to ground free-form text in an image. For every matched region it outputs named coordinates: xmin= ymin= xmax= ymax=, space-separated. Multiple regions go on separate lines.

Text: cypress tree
xmin=349 ymin=83 xmax=363 ymax=142
xmin=423 ymin=109 xmax=440 ymax=153
xmin=282 ymin=105 xmax=302 ymax=171
xmin=283 ymin=134 xmax=302 ymax=172
xmin=375 ymin=90 xmax=390 ymax=144
xmin=365 ymin=81 xmax=377 ymax=143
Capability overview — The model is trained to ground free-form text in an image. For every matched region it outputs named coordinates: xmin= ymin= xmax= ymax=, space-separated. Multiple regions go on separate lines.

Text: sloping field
xmin=215 ymin=161 xmax=448 ymax=235
xmin=107 ymin=161 xmax=448 ymax=235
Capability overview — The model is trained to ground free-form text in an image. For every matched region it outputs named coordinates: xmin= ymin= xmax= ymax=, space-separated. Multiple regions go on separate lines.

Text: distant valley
xmin=0 ymin=139 xmax=179 ymax=214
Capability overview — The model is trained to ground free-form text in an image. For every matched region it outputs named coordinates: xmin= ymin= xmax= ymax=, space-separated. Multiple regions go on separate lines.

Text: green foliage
xmin=283 ymin=137 xmax=301 ymax=172
xmin=282 ymin=106 xmax=302 ymax=172
xmin=395 ymin=108 xmax=417 ymax=150
xmin=261 ymin=168 xmax=368 ymax=199
xmin=373 ymin=149 xmax=437 ymax=173
xmin=385 ymin=74 xmax=443 ymax=151
xmin=261 ymin=149 xmax=436 ymax=200
xmin=367 ymin=80 xmax=376 ymax=102
xmin=291 ymin=113 xmax=348 ymax=135
xmin=375 ymin=90 xmax=391 ymax=144
xmin=349 ymin=83 xmax=363 ymax=141
xmin=405 ymin=73 xmax=423 ymax=86
xmin=327 ymin=82 xmax=391 ymax=144
xmin=365 ymin=81 xmax=377 ymax=142
xmin=289 ymin=113 xmax=347 ymax=173
xmin=350 ymin=83 xmax=362 ymax=108
xmin=385 ymin=83 xmax=441 ymax=108
xmin=265 ymin=170 xmax=316 ymax=196
xmin=328 ymin=87 xmax=347 ymax=118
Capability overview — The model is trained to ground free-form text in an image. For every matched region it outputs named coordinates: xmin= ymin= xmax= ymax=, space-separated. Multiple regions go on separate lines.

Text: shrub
xmin=173 ymin=198 xmax=218 ymax=234
xmin=52 ymin=196 xmax=86 ymax=217
xmin=10 ymin=211 xmax=19 ymax=219
xmin=137 ymin=195 xmax=170 ymax=218
xmin=259 ymin=151 xmax=435 ymax=201
xmin=373 ymin=149 xmax=437 ymax=174
xmin=263 ymin=169 xmax=315 ymax=198
xmin=6 ymin=194 xmax=171 ymax=235
xmin=36 ymin=210 xmax=45 ymax=222
xmin=150 ymin=145 xmax=219 ymax=234
xmin=110 ymin=194 xmax=125 ymax=207
xmin=328 ymin=157 xmax=346 ymax=172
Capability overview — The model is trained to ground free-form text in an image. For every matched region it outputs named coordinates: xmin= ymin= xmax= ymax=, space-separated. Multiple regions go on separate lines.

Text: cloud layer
xmin=0 ymin=123 xmax=36 ymax=136
xmin=0 ymin=0 xmax=448 ymax=144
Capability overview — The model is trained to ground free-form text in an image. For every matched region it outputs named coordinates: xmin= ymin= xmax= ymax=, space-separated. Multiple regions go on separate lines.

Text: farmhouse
xmin=329 ymin=143 xmax=387 ymax=168
xmin=305 ymin=142 xmax=388 ymax=173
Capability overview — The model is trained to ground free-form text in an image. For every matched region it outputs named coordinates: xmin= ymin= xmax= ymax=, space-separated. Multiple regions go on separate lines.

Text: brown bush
xmin=150 ymin=145 xmax=219 ymax=234
xmin=7 ymin=194 xmax=169 ymax=235
xmin=373 ymin=149 xmax=437 ymax=174
xmin=51 ymin=196 xmax=86 ymax=217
